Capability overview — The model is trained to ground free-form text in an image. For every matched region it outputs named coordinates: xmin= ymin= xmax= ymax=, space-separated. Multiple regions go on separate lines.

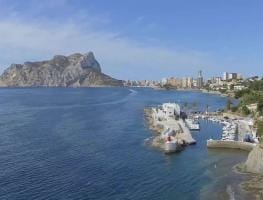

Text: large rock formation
xmin=0 ymin=52 xmax=123 ymax=87
xmin=244 ymin=144 xmax=263 ymax=174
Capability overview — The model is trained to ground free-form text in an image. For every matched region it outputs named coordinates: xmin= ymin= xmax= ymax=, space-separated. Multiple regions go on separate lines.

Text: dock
xmin=178 ymin=119 xmax=196 ymax=144
xmin=207 ymin=139 xmax=255 ymax=152
xmin=146 ymin=103 xmax=196 ymax=153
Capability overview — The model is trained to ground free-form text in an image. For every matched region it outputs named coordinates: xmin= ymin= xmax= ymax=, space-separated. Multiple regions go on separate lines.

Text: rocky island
xmin=0 ymin=52 xmax=123 ymax=87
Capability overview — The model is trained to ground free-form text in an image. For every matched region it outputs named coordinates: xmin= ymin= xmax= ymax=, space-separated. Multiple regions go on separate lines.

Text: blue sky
xmin=0 ymin=0 xmax=262 ymax=80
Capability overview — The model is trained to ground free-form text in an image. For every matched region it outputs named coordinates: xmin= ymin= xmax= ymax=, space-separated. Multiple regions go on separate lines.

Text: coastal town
xmin=146 ymin=102 xmax=258 ymax=153
xmin=127 ymin=71 xmax=263 ymax=147
xmin=141 ymin=71 xmax=263 ymax=198
xmin=124 ymin=70 xmax=252 ymax=93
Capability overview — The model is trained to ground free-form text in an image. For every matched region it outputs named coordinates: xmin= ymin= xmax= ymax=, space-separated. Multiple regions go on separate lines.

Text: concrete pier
xmin=207 ymin=139 xmax=255 ymax=152
xmin=178 ymin=119 xmax=196 ymax=144
xmin=145 ymin=103 xmax=196 ymax=153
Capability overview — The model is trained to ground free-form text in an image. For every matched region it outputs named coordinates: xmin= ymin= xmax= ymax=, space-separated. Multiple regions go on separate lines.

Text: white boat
xmin=185 ymin=119 xmax=200 ymax=130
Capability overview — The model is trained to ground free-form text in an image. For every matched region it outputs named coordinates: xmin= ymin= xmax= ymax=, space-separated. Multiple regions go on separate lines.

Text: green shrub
xmin=241 ymin=91 xmax=263 ymax=105
xmin=219 ymin=88 xmax=227 ymax=93
xmin=226 ymin=98 xmax=232 ymax=111
xmin=241 ymin=105 xmax=250 ymax=115
xmin=231 ymin=106 xmax=238 ymax=112
xmin=257 ymin=101 xmax=263 ymax=116
xmin=234 ymin=88 xmax=251 ymax=99
xmin=257 ymin=121 xmax=263 ymax=137
xmin=247 ymin=80 xmax=263 ymax=91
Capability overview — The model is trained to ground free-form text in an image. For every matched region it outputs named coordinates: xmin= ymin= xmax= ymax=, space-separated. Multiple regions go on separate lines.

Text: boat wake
xmin=95 ymin=89 xmax=138 ymax=106
xmin=129 ymin=89 xmax=138 ymax=96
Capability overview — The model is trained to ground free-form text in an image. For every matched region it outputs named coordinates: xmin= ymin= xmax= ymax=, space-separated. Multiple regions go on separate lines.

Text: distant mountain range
xmin=0 ymin=52 xmax=123 ymax=87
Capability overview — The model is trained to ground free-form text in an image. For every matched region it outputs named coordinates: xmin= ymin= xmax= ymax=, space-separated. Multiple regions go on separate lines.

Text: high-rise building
xmin=187 ymin=77 xmax=193 ymax=88
xmin=167 ymin=77 xmax=177 ymax=87
xmin=223 ymin=72 xmax=239 ymax=80
xmin=229 ymin=73 xmax=238 ymax=80
xmin=182 ymin=77 xmax=188 ymax=88
xmin=197 ymin=70 xmax=204 ymax=88
xmin=193 ymin=79 xmax=197 ymax=88
xmin=223 ymin=72 xmax=229 ymax=81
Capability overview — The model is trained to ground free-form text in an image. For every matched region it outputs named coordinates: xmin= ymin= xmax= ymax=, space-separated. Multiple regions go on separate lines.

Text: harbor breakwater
xmin=144 ymin=105 xmax=196 ymax=153
xmin=207 ymin=140 xmax=255 ymax=152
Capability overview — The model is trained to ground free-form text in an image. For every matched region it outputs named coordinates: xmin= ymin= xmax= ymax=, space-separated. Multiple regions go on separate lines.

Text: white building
xmin=162 ymin=103 xmax=180 ymax=116
xmin=153 ymin=103 xmax=181 ymax=121
xmin=161 ymin=78 xmax=168 ymax=86
xmin=234 ymin=85 xmax=246 ymax=91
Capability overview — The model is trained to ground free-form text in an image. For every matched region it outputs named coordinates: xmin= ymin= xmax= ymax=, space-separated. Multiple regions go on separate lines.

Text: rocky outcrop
xmin=0 ymin=52 xmax=123 ymax=87
xmin=244 ymin=144 xmax=263 ymax=174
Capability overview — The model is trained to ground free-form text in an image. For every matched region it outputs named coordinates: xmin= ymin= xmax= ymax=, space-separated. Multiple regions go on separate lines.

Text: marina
xmin=189 ymin=112 xmax=259 ymax=151
xmin=147 ymin=101 xmax=260 ymax=154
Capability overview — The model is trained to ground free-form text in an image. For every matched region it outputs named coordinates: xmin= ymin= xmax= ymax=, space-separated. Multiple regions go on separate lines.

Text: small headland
xmin=145 ymin=103 xmax=196 ymax=154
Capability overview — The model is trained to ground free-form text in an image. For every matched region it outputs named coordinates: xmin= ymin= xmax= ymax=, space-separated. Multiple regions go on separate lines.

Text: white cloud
xmin=0 ymin=18 xmax=216 ymax=80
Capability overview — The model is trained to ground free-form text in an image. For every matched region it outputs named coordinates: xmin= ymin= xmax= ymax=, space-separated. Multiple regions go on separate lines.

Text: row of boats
xmin=191 ymin=114 xmax=239 ymax=141
xmin=206 ymin=116 xmax=258 ymax=143
xmin=207 ymin=117 xmax=238 ymax=141
xmin=221 ymin=121 xmax=237 ymax=141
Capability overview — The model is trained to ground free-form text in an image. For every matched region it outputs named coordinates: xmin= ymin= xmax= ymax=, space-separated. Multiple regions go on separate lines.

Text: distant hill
xmin=0 ymin=52 xmax=123 ymax=87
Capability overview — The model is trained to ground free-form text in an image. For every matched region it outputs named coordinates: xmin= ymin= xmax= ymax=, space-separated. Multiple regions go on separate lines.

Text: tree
xmin=226 ymin=98 xmax=232 ymax=111
xmin=241 ymin=105 xmax=250 ymax=115
xmin=234 ymin=88 xmax=251 ymax=99
xmin=231 ymin=106 xmax=238 ymax=112
xmin=257 ymin=101 xmax=263 ymax=116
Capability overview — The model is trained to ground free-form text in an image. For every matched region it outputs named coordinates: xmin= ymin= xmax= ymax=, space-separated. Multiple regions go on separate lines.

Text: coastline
xmin=145 ymin=89 xmax=262 ymax=199
xmin=151 ymin=86 xmax=230 ymax=98
xmin=234 ymin=163 xmax=263 ymax=199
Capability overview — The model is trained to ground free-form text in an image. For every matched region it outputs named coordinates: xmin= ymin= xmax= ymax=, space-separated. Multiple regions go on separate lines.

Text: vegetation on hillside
xmin=232 ymin=80 xmax=263 ymax=116
xmin=256 ymin=120 xmax=263 ymax=138
xmin=232 ymin=79 xmax=263 ymax=137
xmin=161 ymin=84 xmax=176 ymax=90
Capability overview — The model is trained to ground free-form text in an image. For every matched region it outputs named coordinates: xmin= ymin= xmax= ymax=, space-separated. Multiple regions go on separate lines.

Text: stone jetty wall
xmin=207 ymin=140 xmax=255 ymax=152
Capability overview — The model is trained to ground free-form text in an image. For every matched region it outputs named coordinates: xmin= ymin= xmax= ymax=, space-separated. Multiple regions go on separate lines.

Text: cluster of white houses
xmin=152 ymin=103 xmax=181 ymax=121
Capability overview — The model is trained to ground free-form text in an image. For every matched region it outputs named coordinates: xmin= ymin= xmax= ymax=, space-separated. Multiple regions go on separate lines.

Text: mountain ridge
xmin=0 ymin=52 xmax=123 ymax=87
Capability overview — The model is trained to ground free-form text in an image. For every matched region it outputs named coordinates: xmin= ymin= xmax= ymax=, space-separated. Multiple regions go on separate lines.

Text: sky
xmin=0 ymin=0 xmax=262 ymax=80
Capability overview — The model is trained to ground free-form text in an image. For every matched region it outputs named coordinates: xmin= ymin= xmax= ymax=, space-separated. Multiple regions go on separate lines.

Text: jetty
xmin=147 ymin=103 xmax=196 ymax=154
xmin=207 ymin=139 xmax=255 ymax=152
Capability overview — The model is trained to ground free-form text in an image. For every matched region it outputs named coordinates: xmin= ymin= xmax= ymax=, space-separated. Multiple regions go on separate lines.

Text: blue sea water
xmin=0 ymin=88 xmax=249 ymax=200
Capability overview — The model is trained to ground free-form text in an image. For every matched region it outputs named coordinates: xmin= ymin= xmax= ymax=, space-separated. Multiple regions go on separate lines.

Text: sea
xmin=0 ymin=88 xmax=251 ymax=200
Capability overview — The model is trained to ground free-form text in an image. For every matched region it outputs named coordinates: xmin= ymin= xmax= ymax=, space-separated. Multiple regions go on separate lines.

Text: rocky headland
xmin=235 ymin=144 xmax=263 ymax=199
xmin=0 ymin=52 xmax=123 ymax=87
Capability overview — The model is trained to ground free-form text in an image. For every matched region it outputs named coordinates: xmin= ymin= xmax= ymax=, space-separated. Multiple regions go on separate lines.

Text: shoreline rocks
xmin=234 ymin=145 xmax=263 ymax=199
xmin=244 ymin=144 xmax=263 ymax=174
